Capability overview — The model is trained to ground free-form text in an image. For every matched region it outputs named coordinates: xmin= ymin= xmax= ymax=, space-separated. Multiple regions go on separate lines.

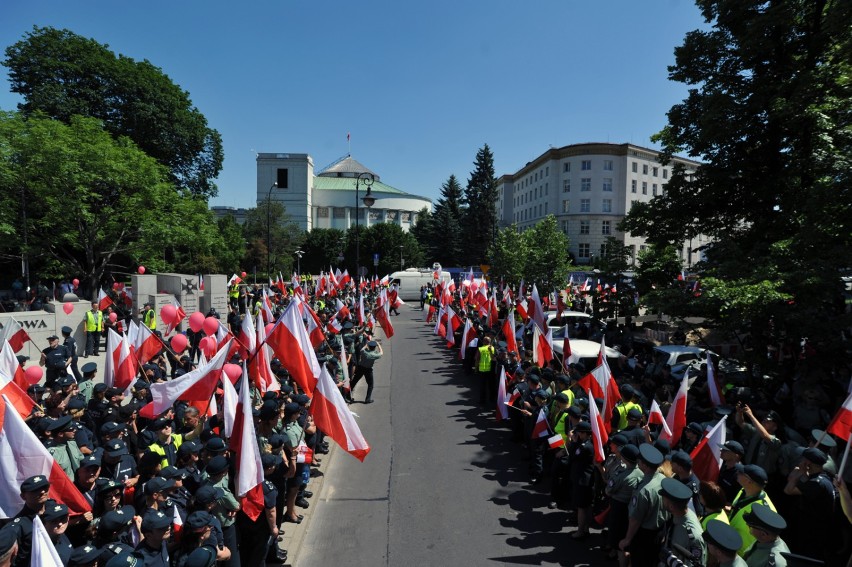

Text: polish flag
xmin=138 ymin=341 xmax=230 ymax=419
xmin=166 ymin=298 xmax=187 ymax=335
xmin=113 ymin=330 xmax=136 ymax=391
xmin=518 ymin=279 xmax=525 ymax=299
xmin=827 ymin=390 xmax=852 ymax=440
xmin=548 ymin=434 xmax=566 ymax=449
xmin=303 ymin=303 xmax=326 ymax=349
xmin=531 ymin=408 xmax=550 ymax=439
xmin=515 ymin=299 xmax=528 ymax=321
xmin=706 ymin=351 xmax=725 ymax=407
xmin=266 ymin=298 xmax=321 ymax=395
xmin=502 ymin=311 xmax=518 ymax=355
xmin=374 ymin=291 xmax=395 ymax=340
xmin=334 ymin=299 xmax=351 ymax=320
xmin=424 ymin=304 xmax=436 ymax=323
xmin=0 ymin=319 xmax=30 ymax=353
xmin=310 ymin=364 xmax=370 ymax=461
xmin=577 ymin=356 xmax=621 ymax=434
xmin=231 ymin=364 xmax=265 ymax=521
xmin=339 ymin=270 xmax=351 ymax=288
xmin=221 ymin=369 xmax=238 ymax=439
xmin=562 ymin=327 xmax=579 ymax=367
xmin=581 ymin=278 xmax=591 ymax=293
xmin=529 ymin=284 xmax=546 ymax=332
xmin=0 ymin=344 xmax=35 ymax=418
xmin=339 ymin=346 xmax=351 ymax=394
xmin=496 ymin=367 xmax=509 ymax=421
xmin=134 ymin=323 xmax=162 ymax=365
xmin=690 ymin=416 xmax=727 ymax=482
xmin=556 ymin=290 xmax=567 ymax=317
xmin=327 ymin=317 xmax=343 ymax=335
xmin=199 ymin=274 xmax=205 ymax=292
xmin=508 ymin=389 xmax=522 ymax=407
xmin=251 ymin=313 xmax=277 ymax=393
xmin=459 ymin=319 xmax=477 ymax=361
xmin=32 ymin=515 xmax=63 ymax=567
xmin=502 ymin=284 xmax=513 ymax=308
xmin=296 ymin=443 xmax=314 ymax=464
xmin=238 ymin=306 xmax=257 ymax=360
xmin=0 ymin=394 xmax=91 ymax=518
xmin=358 ymin=295 xmax=365 ymax=326
xmin=648 ymin=399 xmax=672 ymax=438
xmin=260 ymin=288 xmax=275 ymax=324
xmin=172 ymin=505 xmax=184 ymax=538
xmin=445 ymin=319 xmax=455 ymax=348
xmin=379 ymin=274 xmax=390 ymax=287
xmin=533 ymin=325 xmax=554 ymax=366
xmin=663 ymin=375 xmax=689 ymax=445
xmin=291 ymin=274 xmax=303 ymax=299
xmin=228 ymin=274 xmax=243 ymax=287
xmin=588 ymin=388 xmax=608 ymax=463
xmin=97 ymin=288 xmax=114 ymax=311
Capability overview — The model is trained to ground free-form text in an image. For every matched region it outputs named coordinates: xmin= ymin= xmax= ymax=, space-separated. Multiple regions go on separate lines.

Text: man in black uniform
xmin=718 ymin=440 xmax=745 ymax=504
xmin=40 ymin=335 xmax=69 ymax=389
xmin=40 ymin=501 xmax=73 ymax=566
xmin=135 ymin=510 xmax=171 ymax=567
xmin=9 ymin=475 xmax=51 ymax=567
xmin=87 ymin=383 xmax=110 ymax=433
xmin=670 ymin=450 xmax=704 ymax=516
xmin=568 ymin=420 xmax=595 ymax=539
xmin=61 ymin=326 xmax=81 ymax=382
xmin=236 ymin=454 xmax=279 ymax=566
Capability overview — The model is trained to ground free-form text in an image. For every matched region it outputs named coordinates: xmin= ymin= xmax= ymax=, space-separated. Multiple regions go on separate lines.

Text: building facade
xmin=255 ymin=153 xmax=432 ymax=232
xmin=496 ymin=142 xmax=705 ymax=266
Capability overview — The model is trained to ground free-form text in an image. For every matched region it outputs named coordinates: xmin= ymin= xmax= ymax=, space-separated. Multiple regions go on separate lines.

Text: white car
xmin=552 ymin=337 xmax=622 ymax=370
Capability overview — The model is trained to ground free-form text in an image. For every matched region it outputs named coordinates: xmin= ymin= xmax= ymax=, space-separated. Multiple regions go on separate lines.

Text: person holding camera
xmin=350 ymin=337 xmax=382 ymax=404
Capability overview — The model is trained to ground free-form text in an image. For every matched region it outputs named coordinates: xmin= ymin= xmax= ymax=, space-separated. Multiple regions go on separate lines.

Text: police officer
xmin=61 ymin=326 xmax=81 ymax=382
xmin=236 ymin=454 xmax=279 ymax=566
xmin=782 ymin=446 xmax=836 ymax=562
xmin=568 ymin=420 xmax=595 ymax=538
xmin=87 ymin=383 xmax=110 ymax=432
xmin=83 ymin=302 xmax=103 ymax=357
xmin=619 ymin=443 xmax=668 ymax=565
xmin=670 ymin=450 xmax=704 ymax=516
xmin=704 ymin=519 xmax=748 ymax=567
xmin=135 ymin=510 xmax=171 ymax=567
xmin=77 ymin=362 xmax=98 ymax=404
xmin=661 ymin=477 xmax=707 ymax=566
xmin=40 ymin=500 xmax=73 ymax=566
xmin=40 ymin=335 xmax=69 ymax=388
xmin=141 ymin=302 xmax=157 ymax=331
xmin=9 ymin=475 xmax=51 ymax=567
xmin=46 ymin=415 xmax=84 ymax=478
xmin=349 ymin=340 xmax=382 ymax=404
xmin=742 ymin=503 xmax=790 ymax=566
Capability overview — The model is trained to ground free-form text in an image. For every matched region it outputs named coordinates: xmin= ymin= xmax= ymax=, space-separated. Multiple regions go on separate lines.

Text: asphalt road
xmin=297 ymin=308 xmax=603 ymax=566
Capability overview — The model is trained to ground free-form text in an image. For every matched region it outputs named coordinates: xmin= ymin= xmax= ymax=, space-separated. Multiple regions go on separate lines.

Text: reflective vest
xmin=148 ymin=434 xmax=184 ymax=468
xmin=85 ymin=310 xmax=104 ymax=332
xmin=143 ymin=309 xmax=157 ymax=330
xmin=729 ymin=489 xmax=775 ymax=555
xmin=614 ymin=401 xmax=643 ymax=430
xmin=477 ymin=345 xmax=494 ymax=372
xmin=229 ymin=286 xmax=239 ymax=299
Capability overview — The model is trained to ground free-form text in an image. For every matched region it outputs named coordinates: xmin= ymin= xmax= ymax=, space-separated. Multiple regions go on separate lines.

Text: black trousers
xmin=629 ymin=526 xmax=661 ymax=566
xmin=236 ymin=512 xmax=271 ymax=567
xmin=350 ymin=365 xmax=374 ymax=401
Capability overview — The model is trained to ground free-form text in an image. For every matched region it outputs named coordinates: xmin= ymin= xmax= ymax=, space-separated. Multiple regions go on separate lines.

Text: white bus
xmin=390 ymin=267 xmax=452 ymax=301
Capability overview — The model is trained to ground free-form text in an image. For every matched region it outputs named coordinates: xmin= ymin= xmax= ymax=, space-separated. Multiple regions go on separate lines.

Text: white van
xmin=390 ymin=268 xmax=452 ymax=301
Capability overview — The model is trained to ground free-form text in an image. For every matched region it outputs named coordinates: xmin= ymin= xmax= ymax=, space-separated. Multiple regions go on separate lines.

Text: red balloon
xmin=265 ymin=323 xmax=275 ymax=336
xmin=62 ymin=302 xmax=74 ymax=315
xmin=200 ymin=336 xmax=216 ymax=358
xmin=171 ymin=334 xmax=188 ymax=353
xmin=72 ymin=278 xmax=80 ymax=287
xmin=241 ymin=271 xmax=247 ymax=278
xmin=24 ymin=366 xmax=43 ymax=385
xmin=223 ymin=363 xmax=242 ymax=384
xmin=138 ymin=266 xmax=146 ymax=275
xmin=160 ymin=305 xmax=177 ymax=324
xmin=112 ymin=282 xmax=121 ymax=290
xmin=188 ymin=312 xmax=205 ymax=333
xmin=202 ymin=316 xmax=220 ymax=336
xmin=108 ymin=312 xmax=117 ymax=323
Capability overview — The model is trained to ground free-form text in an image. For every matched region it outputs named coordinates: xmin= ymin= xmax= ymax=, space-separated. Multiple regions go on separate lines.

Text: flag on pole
xmin=266 ymin=298 xmax=321 ymax=395
xmin=706 ymin=351 xmax=725 ymax=407
xmin=648 ymin=399 xmax=672 ymax=439
xmin=0 ymin=341 xmax=35 ymax=417
xmin=231 ymin=364 xmax=265 ymax=521
xmin=250 ymin=313 xmax=277 ymax=394
xmin=31 ymin=515 xmax=63 ymax=567
xmin=97 ymin=289 xmax=114 ymax=311
xmin=221 ymin=372 xmax=237 ymax=440
xmin=690 ymin=416 xmax=727 ymax=482
xmin=548 ymin=434 xmax=566 ymax=449
xmin=533 ymin=325 xmax=554 ymax=366
xmin=529 ymin=284 xmax=547 ymax=332
xmin=459 ymin=318 xmax=477 ymax=361
xmin=827 ymin=391 xmax=852 ymax=441
xmin=588 ymin=389 xmax=608 ymax=463
xmin=166 ymin=298 xmax=186 ymax=335
xmin=0 ymin=319 xmax=30 ymax=353
xmin=577 ymin=355 xmax=621 ymax=433
xmin=663 ymin=375 xmax=689 ymax=445
xmin=531 ymin=408 xmax=550 ymax=438
xmin=503 ymin=311 xmax=518 ymax=354
xmin=495 ymin=367 xmax=509 ymax=421
xmin=310 ymin=365 xmax=370 ymax=461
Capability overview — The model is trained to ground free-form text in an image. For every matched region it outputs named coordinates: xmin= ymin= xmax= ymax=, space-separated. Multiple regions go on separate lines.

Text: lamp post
xmin=354 ymin=172 xmax=376 ymax=280
xmin=295 ymin=249 xmax=304 ymax=276
xmin=266 ymin=182 xmax=278 ymax=278
xmin=399 ymin=245 xmax=404 ymax=270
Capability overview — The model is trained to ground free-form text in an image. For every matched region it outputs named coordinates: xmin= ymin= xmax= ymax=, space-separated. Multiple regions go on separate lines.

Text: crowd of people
xmin=424 ymin=278 xmax=852 ymax=567
xmin=0 ymin=279 xmax=388 ymax=567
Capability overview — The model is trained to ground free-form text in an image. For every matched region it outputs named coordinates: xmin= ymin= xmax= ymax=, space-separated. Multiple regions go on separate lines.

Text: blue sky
xmin=0 ymin=1 xmax=707 ymax=208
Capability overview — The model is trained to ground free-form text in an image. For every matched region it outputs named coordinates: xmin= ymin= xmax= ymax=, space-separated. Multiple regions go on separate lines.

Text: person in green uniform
xmin=704 ymin=519 xmax=748 ymax=567
xmin=605 ymin=443 xmax=643 ymax=565
xmin=729 ymin=464 xmax=776 ymax=556
xmin=77 ymin=362 xmax=97 ymax=403
xmin=619 ymin=443 xmax=668 ymax=566
xmin=46 ymin=415 xmax=84 ymax=479
xmin=660 ymin=477 xmax=707 ymax=566
xmin=742 ymin=503 xmax=790 ymax=567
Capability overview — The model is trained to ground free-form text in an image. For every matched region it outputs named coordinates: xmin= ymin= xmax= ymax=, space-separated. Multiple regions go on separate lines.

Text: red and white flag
xmin=515 ymin=299 xmax=528 ymax=321
xmin=32 ymin=514 xmax=63 ymax=567
xmin=228 ymin=274 xmax=243 ymax=287
xmin=531 ymin=408 xmax=550 ymax=439
xmin=221 ymin=371 xmax=238 ymax=439
xmin=706 ymin=351 xmax=725 ymax=407
xmin=172 ymin=505 xmax=184 ymax=537
xmin=533 ymin=325 xmax=554 ymax=366
xmin=496 ymin=367 xmax=509 ymax=421
xmin=327 ymin=317 xmax=343 ymax=335
xmin=0 ymin=394 xmax=91 ymax=518
xmin=663 ymin=375 xmax=689 ymax=445
xmin=266 ymin=298 xmax=321 ymax=395
xmin=199 ymin=274 xmax=205 ymax=292
xmin=548 ymin=434 xmax=566 ymax=449
xmin=310 ymin=364 xmax=370 ymax=461
xmin=231 ymin=364 xmax=265 ymax=521
xmin=588 ymin=388 xmax=608 ymax=463
xmin=260 ymin=288 xmax=275 ymax=324
xmin=648 ymin=399 xmax=672 ymax=438
xmin=577 ymin=355 xmax=621 ymax=434
xmin=238 ymin=306 xmax=257 ymax=360
xmin=339 ymin=346 xmax=351 ymax=394
xmin=139 ymin=341 xmax=230 ymax=419
xmin=97 ymin=288 xmax=114 ymax=311
xmin=303 ymin=303 xmax=327 ymax=349
xmin=251 ymin=313 xmax=278 ymax=394
xmin=690 ymin=416 xmax=727 ymax=482
xmin=0 ymin=319 xmax=30 ymax=353
xmin=358 ymin=295 xmax=365 ymax=326
xmin=529 ymin=284 xmax=547 ymax=332
xmin=562 ymin=326 xmax=579 ymax=367
xmin=166 ymin=298 xmax=186 ymax=335
xmin=133 ymin=323 xmax=161 ymax=366
xmin=374 ymin=290 xmax=395 ymax=340
xmin=827 ymin=390 xmax=852 ymax=441
xmin=459 ymin=319 xmax=477 ymax=361
xmin=0 ymin=341 xmax=35 ymax=417
xmin=508 ymin=389 xmax=522 ymax=407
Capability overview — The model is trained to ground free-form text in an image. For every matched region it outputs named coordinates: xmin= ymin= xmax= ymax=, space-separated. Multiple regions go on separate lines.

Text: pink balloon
xmin=188 ymin=312 xmax=205 ymax=333
xmin=160 ymin=305 xmax=177 ymax=324
xmin=200 ymin=336 xmax=216 ymax=358
xmin=241 ymin=271 xmax=247 ymax=278
xmin=112 ymin=282 xmax=121 ymax=290
xmin=62 ymin=302 xmax=74 ymax=315
xmin=72 ymin=278 xmax=80 ymax=287
xmin=223 ymin=363 xmax=242 ymax=384
xmin=24 ymin=366 xmax=43 ymax=385
xmin=108 ymin=312 xmax=117 ymax=323
xmin=171 ymin=334 xmax=188 ymax=353
xmin=202 ymin=316 xmax=220 ymax=336
xmin=138 ymin=266 xmax=146 ymax=275
xmin=265 ymin=323 xmax=275 ymax=336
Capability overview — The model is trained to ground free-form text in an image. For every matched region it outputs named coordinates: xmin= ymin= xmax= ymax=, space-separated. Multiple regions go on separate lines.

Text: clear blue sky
xmin=0 ymin=1 xmax=707 ymax=208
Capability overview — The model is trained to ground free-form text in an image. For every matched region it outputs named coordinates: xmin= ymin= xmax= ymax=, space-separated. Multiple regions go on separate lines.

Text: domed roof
xmin=317 ymin=155 xmax=380 ymax=181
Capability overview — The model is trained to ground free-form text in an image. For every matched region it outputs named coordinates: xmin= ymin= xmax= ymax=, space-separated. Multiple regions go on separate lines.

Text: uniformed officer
xmin=350 ymin=340 xmax=382 ymax=404
xmin=67 ymin=543 xmax=101 ymax=567
xmin=618 ymin=408 xmax=647 ymax=447
xmin=61 ymin=326 xmax=81 ymax=382
xmin=568 ymin=420 xmax=595 ymax=539
xmin=134 ymin=510 xmax=171 ymax=567
xmin=141 ymin=302 xmax=157 ymax=331
xmin=742 ymin=503 xmax=790 ymax=566
xmin=236 ymin=454 xmax=279 ymax=566
xmin=661 ymin=477 xmax=707 ymax=566
xmin=719 ymin=440 xmax=746 ymax=503
xmin=40 ymin=335 xmax=69 ymax=388
xmin=0 ymin=523 xmax=19 ymax=567
xmin=782 ymin=447 xmax=836 ymax=562
xmin=704 ymin=519 xmax=748 ymax=567
xmin=83 ymin=302 xmax=104 ymax=357
xmin=670 ymin=450 xmax=705 ymax=516
xmin=729 ymin=464 xmax=776 ymax=555
xmin=41 ymin=500 xmax=73 ymax=566
xmin=10 ymin=475 xmax=51 ymax=567
xmin=605 ymin=443 xmax=643 ymax=561
xmin=619 ymin=443 xmax=668 ymax=565
xmin=76 ymin=362 xmax=98 ymax=405
xmin=46 ymin=415 xmax=84 ymax=478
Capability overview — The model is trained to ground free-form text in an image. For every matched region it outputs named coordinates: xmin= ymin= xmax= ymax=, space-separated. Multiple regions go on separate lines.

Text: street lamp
xmin=295 ymin=249 xmax=304 ymax=276
xmin=266 ymin=182 xmax=279 ymax=278
xmin=355 ymin=172 xmax=376 ymax=279
xmin=399 ymin=245 xmax=404 ymax=270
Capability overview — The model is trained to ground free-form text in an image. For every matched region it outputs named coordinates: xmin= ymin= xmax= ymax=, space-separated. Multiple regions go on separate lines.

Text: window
xmin=580 ymin=199 xmax=590 ymax=212
xmin=563 ymin=163 xmax=571 ymax=172
xmin=603 ymin=178 xmax=613 ymax=192
xmin=653 ymin=167 xmax=659 ymax=177
xmin=581 ymin=178 xmax=591 ymax=192
xmin=561 ymin=220 xmax=569 ymax=234
xmin=663 ymin=169 xmax=668 ymax=179
xmin=642 ymin=182 xmax=648 ymax=195
xmin=602 ymin=199 xmax=612 ymax=212
xmin=578 ymin=243 xmax=590 ymax=258
xmin=538 ymin=204 xmax=542 ymax=216
xmin=333 ymin=208 xmax=345 ymax=218
xmin=603 ymin=160 xmax=613 ymax=171
xmin=277 ymin=168 xmax=289 ymax=189
xmin=631 ymin=180 xmax=637 ymax=193
xmin=642 ymin=164 xmax=649 ymax=174
xmin=581 ymin=160 xmax=591 ymax=170
xmin=579 ymin=220 xmax=590 ymax=235
xmin=602 ymin=220 xmax=611 ymax=235
xmin=563 ymin=180 xmax=570 ymax=192
xmin=545 ymin=202 xmax=548 ymax=213
xmin=631 ymin=199 xmax=639 ymax=209
xmin=545 ymin=167 xmax=549 ymax=176
xmin=632 ymin=162 xmax=638 ymax=173
xmin=652 ymin=183 xmax=658 ymax=196
xmin=562 ymin=200 xmax=570 ymax=213
xmin=317 ymin=207 xmax=329 ymax=218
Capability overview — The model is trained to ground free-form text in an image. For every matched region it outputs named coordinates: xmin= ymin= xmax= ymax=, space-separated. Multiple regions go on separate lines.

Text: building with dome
xmin=255 ymin=153 xmax=432 ymax=232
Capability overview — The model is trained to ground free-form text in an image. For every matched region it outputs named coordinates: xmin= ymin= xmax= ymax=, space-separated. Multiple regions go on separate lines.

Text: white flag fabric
xmin=32 ymin=515 xmax=63 ymax=567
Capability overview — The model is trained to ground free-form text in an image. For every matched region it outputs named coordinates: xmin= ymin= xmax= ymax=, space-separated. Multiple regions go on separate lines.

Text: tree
xmin=301 ymin=228 xmax=346 ymax=275
xmin=486 ymin=224 xmax=528 ymax=287
xmin=358 ymin=223 xmax=424 ymax=277
xmin=429 ymin=175 xmax=465 ymax=266
xmin=461 ymin=144 xmax=498 ymax=266
xmin=620 ymin=0 xmax=852 ymax=358
xmin=3 ymin=26 xmax=224 ymax=198
xmin=242 ymin=201 xmax=303 ymax=277
xmin=521 ymin=215 xmax=572 ymax=290
xmin=409 ymin=207 xmax=433 ymax=259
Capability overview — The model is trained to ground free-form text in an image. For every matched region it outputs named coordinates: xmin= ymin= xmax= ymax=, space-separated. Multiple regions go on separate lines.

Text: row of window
xmin=520 ymin=166 xmax=551 ymax=188
xmin=316 ymin=208 xmax=411 ymax=222
xmin=630 ymin=180 xmax=662 ymax=196
xmin=515 ymin=183 xmax=549 ymax=207
xmin=631 ymin=162 xmax=668 ymax=178
xmin=564 ymin=159 xmax=615 ymax=172
xmin=562 ymin=178 xmax=614 ymax=193
xmin=559 ymin=198 xmax=613 ymax=214
xmin=558 ymin=218 xmax=613 ymax=235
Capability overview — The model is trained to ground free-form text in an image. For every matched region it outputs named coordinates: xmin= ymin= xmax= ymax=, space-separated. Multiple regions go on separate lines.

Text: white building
xmin=496 ymin=142 xmax=705 ymax=266
xmin=255 ymin=153 xmax=432 ymax=232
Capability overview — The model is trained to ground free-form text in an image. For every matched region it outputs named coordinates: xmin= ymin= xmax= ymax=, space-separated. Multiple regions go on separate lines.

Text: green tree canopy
xmin=3 ymin=26 xmax=224 ymax=198
xmin=301 ymin=228 xmax=346 ymax=275
xmin=428 ymin=175 xmax=465 ymax=266
xmin=242 ymin=201 xmax=303 ymax=277
xmin=487 ymin=215 xmax=572 ymax=289
xmin=461 ymin=144 xmax=498 ymax=266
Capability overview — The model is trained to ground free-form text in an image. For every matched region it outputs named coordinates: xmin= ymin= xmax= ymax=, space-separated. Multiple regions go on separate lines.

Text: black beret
xmin=638 ymin=444 xmax=664 ymax=467
xmin=259 ymin=401 xmax=279 ymax=420
xmin=81 ymin=362 xmax=97 ymax=374
xmin=554 ymin=392 xmax=569 ymax=403
xmin=294 ymin=394 xmax=310 ymax=405
xmin=284 ymin=402 xmax=301 ymax=416
xmin=42 ymin=500 xmax=69 ymax=521
xmin=21 ymin=475 xmax=50 ymax=493
xmin=660 ymin=477 xmax=693 ymax=503
xmin=193 ymin=484 xmax=224 ymax=505
xmin=205 ymin=456 xmax=229 ymax=476
xmin=743 ymin=503 xmax=786 ymax=533
xmin=567 ymin=406 xmax=582 ymax=418
xmin=15 ymin=355 xmax=28 ymax=365
xmin=141 ymin=510 xmax=172 ymax=532
xmin=703 ymin=519 xmax=743 ymax=553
